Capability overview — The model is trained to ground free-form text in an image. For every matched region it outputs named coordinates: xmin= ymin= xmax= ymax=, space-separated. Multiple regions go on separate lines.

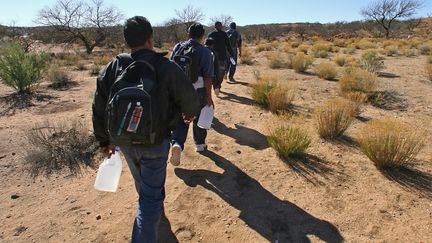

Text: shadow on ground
xmin=0 ymin=92 xmax=56 ymax=116
xmin=175 ymin=150 xmax=344 ymax=243
xmin=212 ymin=117 xmax=269 ymax=150
xmin=368 ymin=90 xmax=408 ymax=111
xmin=219 ymin=90 xmax=254 ymax=106
xmin=381 ymin=166 xmax=432 ymax=199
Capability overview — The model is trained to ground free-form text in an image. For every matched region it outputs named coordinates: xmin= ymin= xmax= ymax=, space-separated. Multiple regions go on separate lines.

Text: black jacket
xmin=92 ymin=49 xmax=200 ymax=147
xmin=208 ymin=29 xmax=234 ymax=61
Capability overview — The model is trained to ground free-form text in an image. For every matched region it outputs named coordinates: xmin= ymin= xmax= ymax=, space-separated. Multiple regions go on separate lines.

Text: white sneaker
xmin=214 ymin=88 xmax=220 ymax=97
xmin=169 ymin=144 xmax=182 ymax=166
xmin=195 ymin=144 xmax=207 ymax=152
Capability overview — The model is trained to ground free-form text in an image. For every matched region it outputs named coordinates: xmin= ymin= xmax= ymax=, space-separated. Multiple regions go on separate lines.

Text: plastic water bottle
xmin=197 ymin=105 xmax=214 ymax=129
xmin=94 ymin=150 xmax=122 ymax=192
xmin=230 ymin=57 xmax=236 ymax=65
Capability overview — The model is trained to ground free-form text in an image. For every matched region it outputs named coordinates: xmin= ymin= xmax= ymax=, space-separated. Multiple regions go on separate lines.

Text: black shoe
xmin=228 ymin=77 xmax=236 ymax=82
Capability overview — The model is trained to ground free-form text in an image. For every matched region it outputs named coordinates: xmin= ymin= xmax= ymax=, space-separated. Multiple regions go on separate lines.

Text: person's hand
xmin=182 ymin=113 xmax=195 ymax=124
xmin=100 ymin=145 xmax=115 ymax=158
xmin=207 ymin=96 xmax=214 ymax=108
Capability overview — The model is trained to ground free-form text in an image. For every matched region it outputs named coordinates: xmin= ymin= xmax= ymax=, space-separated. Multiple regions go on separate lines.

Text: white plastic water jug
xmin=197 ymin=105 xmax=214 ymax=129
xmin=94 ymin=151 xmax=122 ymax=192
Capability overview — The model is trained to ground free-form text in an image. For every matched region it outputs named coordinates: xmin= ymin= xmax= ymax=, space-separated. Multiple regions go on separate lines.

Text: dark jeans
xmin=226 ymin=49 xmax=238 ymax=79
xmin=121 ymin=139 xmax=170 ymax=243
xmin=171 ymin=88 xmax=208 ymax=149
xmin=214 ymin=58 xmax=226 ymax=89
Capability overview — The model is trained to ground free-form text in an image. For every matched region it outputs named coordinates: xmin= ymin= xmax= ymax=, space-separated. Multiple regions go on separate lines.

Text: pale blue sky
xmin=1 ymin=0 xmax=431 ymax=27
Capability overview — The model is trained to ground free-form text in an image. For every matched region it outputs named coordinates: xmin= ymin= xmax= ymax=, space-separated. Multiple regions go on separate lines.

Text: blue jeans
xmin=226 ymin=49 xmax=238 ymax=79
xmin=171 ymin=89 xmax=208 ymax=150
xmin=121 ymin=139 xmax=170 ymax=243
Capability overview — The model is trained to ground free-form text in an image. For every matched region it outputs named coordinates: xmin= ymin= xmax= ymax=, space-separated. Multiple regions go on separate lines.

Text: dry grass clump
xmin=332 ymin=54 xmax=348 ymax=66
xmin=297 ymin=44 xmax=309 ymax=54
xmin=256 ymin=43 xmax=273 ymax=52
xmin=251 ymin=71 xmax=295 ymax=112
xmin=315 ymin=62 xmax=338 ymax=80
xmin=343 ymin=45 xmax=357 ymax=54
xmin=360 ymin=50 xmax=385 ymax=73
xmin=267 ymin=124 xmax=311 ymax=158
xmin=384 ymin=45 xmax=399 ymax=56
xmin=26 ymin=120 xmax=99 ymax=177
xmin=427 ymin=55 xmax=432 ymax=64
xmin=355 ymin=39 xmax=378 ymax=50
xmin=312 ymin=43 xmax=332 ymax=58
xmin=240 ymin=47 xmax=254 ymax=65
xmin=290 ymin=40 xmax=301 ymax=48
xmin=418 ymin=44 xmax=431 ymax=55
xmin=93 ymin=54 xmax=112 ymax=66
xmin=403 ymin=49 xmax=417 ymax=57
xmin=333 ymin=38 xmax=347 ymax=47
xmin=339 ymin=67 xmax=378 ymax=96
xmin=89 ymin=65 xmax=102 ymax=76
xmin=292 ymin=52 xmax=314 ymax=73
xmin=426 ymin=64 xmax=432 ymax=81
xmin=75 ymin=61 xmax=87 ymax=71
xmin=356 ymin=119 xmax=426 ymax=169
xmin=46 ymin=66 xmax=73 ymax=89
xmin=315 ymin=98 xmax=355 ymax=139
xmin=267 ymin=52 xmax=293 ymax=69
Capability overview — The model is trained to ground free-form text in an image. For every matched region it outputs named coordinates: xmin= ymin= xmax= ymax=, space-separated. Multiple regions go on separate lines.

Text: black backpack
xmin=172 ymin=43 xmax=199 ymax=83
xmin=105 ymin=54 xmax=160 ymax=146
xmin=228 ymin=31 xmax=238 ymax=49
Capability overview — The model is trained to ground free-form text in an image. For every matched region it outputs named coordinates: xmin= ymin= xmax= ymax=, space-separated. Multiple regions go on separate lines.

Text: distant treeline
xmin=0 ymin=18 xmax=430 ymax=48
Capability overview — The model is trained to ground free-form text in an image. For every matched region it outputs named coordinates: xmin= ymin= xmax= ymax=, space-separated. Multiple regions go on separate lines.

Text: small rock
xmin=11 ymin=195 xmax=20 ymax=200
xmin=86 ymin=212 xmax=91 ymax=215
xmin=96 ymin=215 xmax=101 ymax=220
xmin=236 ymin=150 xmax=241 ymax=154
xmin=11 ymin=153 xmax=16 ymax=156
xmin=0 ymin=155 xmax=6 ymax=160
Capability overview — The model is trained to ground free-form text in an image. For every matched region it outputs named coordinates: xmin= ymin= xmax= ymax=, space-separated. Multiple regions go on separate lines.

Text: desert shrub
xmin=333 ymin=38 xmax=347 ymax=47
xmin=75 ymin=61 xmax=87 ymax=71
xmin=403 ymin=49 xmax=417 ymax=57
xmin=26 ymin=120 xmax=99 ymax=177
xmin=290 ymin=40 xmax=301 ymax=48
xmin=267 ymin=52 xmax=293 ymax=69
xmin=340 ymin=67 xmax=378 ymax=96
xmin=60 ymin=53 xmax=81 ymax=66
xmin=355 ymin=39 xmax=377 ymax=50
xmin=90 ymin=65 xmax=102 ymax=76
xmin=312 ymin=43 xmax=331 ymax=58
xmin=297 ymin=44 xmax=309 ymax=54
xmin=332 ymin=54 xmax=348 ymax=66
xmin=356 ymin=119 xmax=426 ymax=169
xmin=256 ymin=43 xmax=273 ymax=52
xmin=240 ymin=47 xmax=254 ymax=65
xmin=251 ymin=72 xmax=294 ymax=112
xmin=360 ymin=50 xmax=385 ymax=73
xmin=427 ymin=55 xmax=432 ymax=64
xmin=47 ymin=66 xmax=74 ymax=89
xmin=281 ymin=43 xmax=293 ymax=53
xmin=267 ymin=125 xmax=311 ymax=157
xmin=315 ymin=98 xmax=355 ymax=138
xmin=385 ymin=45 xmax=399 ymax=56
xmin=418 ymin=44 xmax=431 ymax=55
xmin=0 ymin=42 xmax=48 ymax=93
xmin=315 ymin=62 xmax=337 ymax=80
xmin=292 ymin=52 xmax=313 ymax=73
xmin=344 ymin=91 xmax=369 ymax=104
xmin=343 ymin=45 xmax=356 ymax=54
xmin=94 ymin=55 xmax=112 ymax=66
xmin=426 ymin=64 xmax=432 ymax=81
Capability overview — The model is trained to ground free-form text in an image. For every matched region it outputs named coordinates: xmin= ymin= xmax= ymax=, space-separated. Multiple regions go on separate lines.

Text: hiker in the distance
xmin=92 ymin=16 xmax=200 ymax=243
xmin=169 ymin=23 xmax=215 ymax=166
xmin=204 ymin=37 xmax=221 ymax=95
xmin=226 ymin=22 xmax=242 ymax=82
xmin=208 ymin=21 xmax=234 ymax=96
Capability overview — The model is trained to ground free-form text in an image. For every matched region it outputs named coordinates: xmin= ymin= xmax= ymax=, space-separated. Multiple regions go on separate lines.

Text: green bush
xmin=292 ymin=52 xmax=313 ymax=73
xmin=360 ymin=50 xmax=385 ymax=73
xmin=0 ymin=42 xmax=48 ymax=93
xmin=267 ymin=125 xmax=311 ymax=157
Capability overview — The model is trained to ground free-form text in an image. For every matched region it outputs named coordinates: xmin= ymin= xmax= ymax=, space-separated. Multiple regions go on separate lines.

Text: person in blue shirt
xmin=226 ymin=22 xmax=242 ymax=82
xmin=204 ymin=37 xmax=221 ymax=96
xmin=169 ymin=23 xmax=215 ymax=166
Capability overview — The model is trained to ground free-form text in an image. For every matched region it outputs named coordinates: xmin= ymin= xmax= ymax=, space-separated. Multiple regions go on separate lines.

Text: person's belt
xmin=193 ymin=77 xmax=205 ymax=90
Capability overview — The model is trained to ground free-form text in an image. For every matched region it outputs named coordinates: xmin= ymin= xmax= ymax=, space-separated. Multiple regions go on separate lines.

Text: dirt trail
xmin=0 ymin=52 xmax=431 ymax=243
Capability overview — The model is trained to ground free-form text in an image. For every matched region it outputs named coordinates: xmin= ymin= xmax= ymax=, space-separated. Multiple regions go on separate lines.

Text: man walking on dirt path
xmin=208 ymin=21 xmax=234 ymax=96
xmin=169 ymin=23 xmax=215 ymax=166
xmin=92 ymin=16 xmax=199 ymax=243
xmin=226 ymin=22 xmax=242 ymax=82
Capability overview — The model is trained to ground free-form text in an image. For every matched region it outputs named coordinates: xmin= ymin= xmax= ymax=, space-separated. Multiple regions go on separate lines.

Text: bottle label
xmin=126 ymin=104 xmax=143 ymax=133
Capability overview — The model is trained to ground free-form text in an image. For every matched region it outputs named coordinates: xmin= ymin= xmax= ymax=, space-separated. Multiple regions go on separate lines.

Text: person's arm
xmin=200 ymin=48 xmax=215 ymax=107
xmin=238 ymin=32 xmax=242 ymax=57
xmin=224 ymin=32 xmax=234 ymax=57
xmin=204 ymin=77 xmax=214 ymax=107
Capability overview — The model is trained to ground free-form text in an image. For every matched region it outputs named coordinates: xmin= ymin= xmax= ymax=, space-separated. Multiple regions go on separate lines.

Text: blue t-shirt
xmin=171 ymin=39 xmax=214 ymax=80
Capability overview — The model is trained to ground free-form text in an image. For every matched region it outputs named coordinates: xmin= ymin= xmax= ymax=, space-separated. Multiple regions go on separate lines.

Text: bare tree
xmin=361 ymin=0 xmax=424 ymax=38
xmin=209 ymin=15 xmax=234 ymax=28
xmin=36 ymin=0 xmax=123 ymax=54
xmin=175 ymin=5 xmax=204 ymax=31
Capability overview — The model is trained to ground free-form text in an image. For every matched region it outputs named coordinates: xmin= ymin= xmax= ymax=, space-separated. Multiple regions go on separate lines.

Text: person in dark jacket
xmin=226 ymin=22 xmax=242 ymax=82
xmin=208 ymin=21 xmax=234 ymax=95
xmin=92 ymin=16 xmax=200 ymax=243
xmin=204 ymin=37 xmax=221 ymax=96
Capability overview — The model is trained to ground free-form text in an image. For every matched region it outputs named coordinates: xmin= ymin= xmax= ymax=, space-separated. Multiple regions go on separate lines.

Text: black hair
xmin=123 ymin=16 xmax=153 ymax=48
xmin=229 ymin=22 xmax=237 ymax=29
xmin=215 ymin=21 xmax=222 ymax=28
xmin=188 ymin=23 xmax=205 ymax=39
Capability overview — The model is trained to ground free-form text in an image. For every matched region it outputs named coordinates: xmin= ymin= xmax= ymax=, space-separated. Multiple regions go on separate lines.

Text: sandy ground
xmin=0 ymin=46 xmax=431 ymax=243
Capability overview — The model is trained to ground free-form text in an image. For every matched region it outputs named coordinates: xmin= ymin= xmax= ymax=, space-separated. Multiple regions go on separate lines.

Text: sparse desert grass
xmin=342 ymin=45 xmax=356 ymax=54
xmin=75 ymin=61 xmax=87 ymax=71
xmin=0 ymin=42 xmax=48 ymax=93
xmin=240 ymin=47 xmax=254 ymax=65
xmin=267 ymin=124 xmax=311 ymax=158
xmin=290 ymin=40 xmax=301 ymax=48
xmin=58 ymin=53 xmax=82 ymax=66
xmin=333 ymin=54 xmax=348 ymax=66
xmin=385 ymin=45 xmax=399 ymax=56
xmin=418 ymin=44 xmax=431 ymax=55
xmin=281 ymin=43 xmax=293 ymax=53
xmin=427 ymin=55 xmax=432 ymax=64
xmin=355 ymin=39 xmax=378 ymax=50
xmin=315 ymin=98 xmax=355 ymax=139
xmin=315 ymin=62 xmax=337 ymax=80
xmin=26 ymin=120 xmax=99 ymax=177
xmin=267 ymin=52 xmax=293 ymax=69
xmin=251 ymin=71 xmax=295 ymax=112
xmin=292 ymin=52 xmax=314 ymax=73
xmin=256 ymin=43 xmax=273 ymax=52
xmin=312 ymin=42 xmax=332 ymax=58
xmin=46 ymin=66 xmax=73 ymax=89
xmin=360 ymin=50 xmax=385 ymax=73
xmin=297 ymin=44 xmax=309 ymax=54
xmin=94 ymin=54 xmax=112 ymax=66
xmin=426 ymin=64 xmax=432 ymax=81
xmin=356 ymin=119 xmax=426 ymax=169
xmin=90 ymin=65 xmax=102 ymax=76
xmin=333 ymin=38 xmax=347 ymax=48
xmin=340 ymin=67 xmax=378 ymax=96
xmin=403 ymin=49 xmax=417 ymax=57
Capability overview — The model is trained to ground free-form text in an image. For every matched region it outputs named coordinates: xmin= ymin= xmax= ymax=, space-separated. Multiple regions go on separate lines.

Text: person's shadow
xmin=212 ymin=117 xmax=269 ymax=150
xmin=175 ymin=150 xmax=344 ymax=243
